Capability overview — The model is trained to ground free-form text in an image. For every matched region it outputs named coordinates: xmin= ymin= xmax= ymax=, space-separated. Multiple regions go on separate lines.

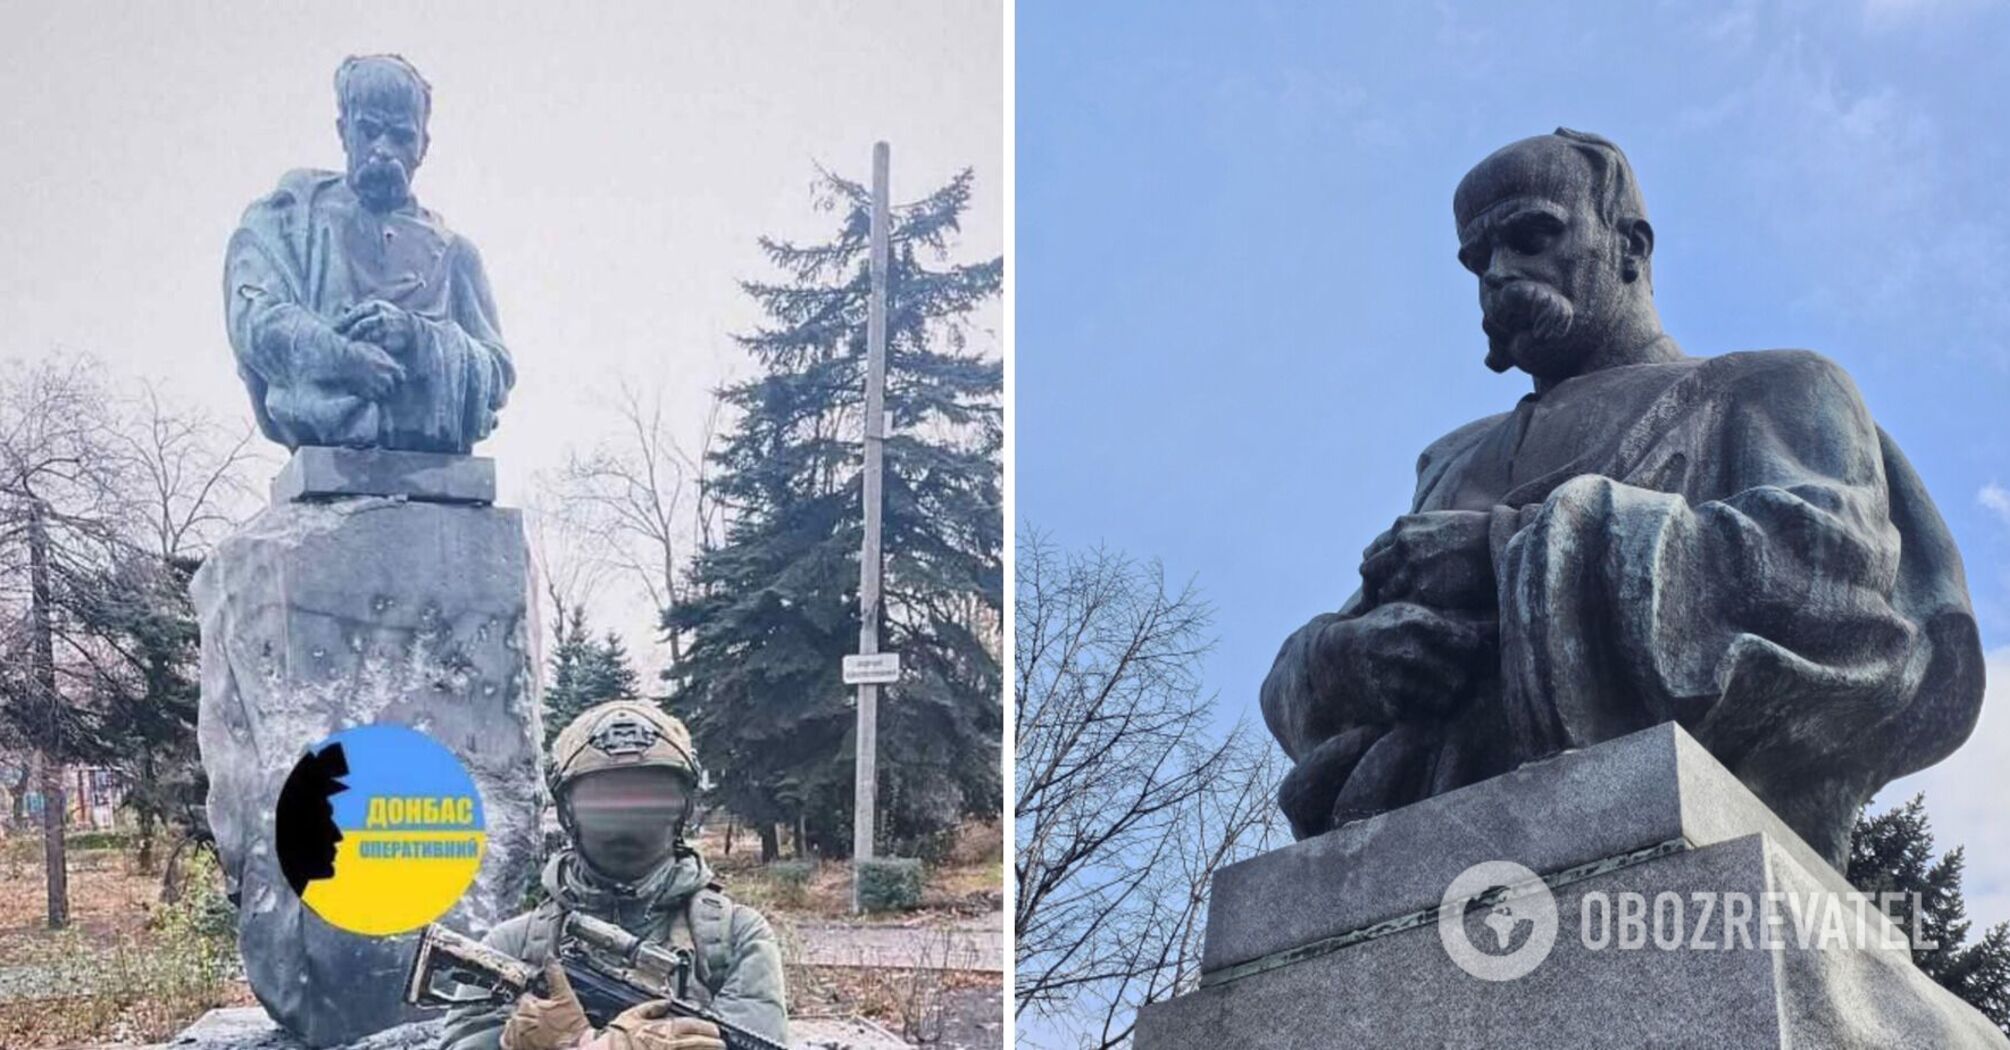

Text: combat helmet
xmin=551 ymin=700 xmax=701 ymax=793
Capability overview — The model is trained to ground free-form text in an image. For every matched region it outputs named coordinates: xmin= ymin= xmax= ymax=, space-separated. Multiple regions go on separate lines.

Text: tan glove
xmin=603 ymin=1000 xmax=726 ymax=1050
xmin=501 ymin=961 xmax=593 ymax=1050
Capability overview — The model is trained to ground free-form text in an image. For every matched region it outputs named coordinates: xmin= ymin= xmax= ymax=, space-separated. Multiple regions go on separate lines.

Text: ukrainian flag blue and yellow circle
xmin=277 ymin=723 xmax=486 ymax=936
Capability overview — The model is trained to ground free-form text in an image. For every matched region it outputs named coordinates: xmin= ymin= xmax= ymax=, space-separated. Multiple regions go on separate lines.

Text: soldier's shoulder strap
xmin=685 ymin=884 xmax=735 ymax=991
xmin=525 ymin=897 xmax=568 ymax=965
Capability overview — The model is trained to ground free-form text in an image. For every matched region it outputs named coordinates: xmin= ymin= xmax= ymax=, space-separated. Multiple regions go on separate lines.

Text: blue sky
xmin=1017 ymin=0 xmax=2010 ymax=928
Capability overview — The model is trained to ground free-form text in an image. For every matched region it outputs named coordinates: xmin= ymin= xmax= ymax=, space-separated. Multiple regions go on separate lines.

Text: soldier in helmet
xmin=441 ymin=701 xmax=790 ymax=1050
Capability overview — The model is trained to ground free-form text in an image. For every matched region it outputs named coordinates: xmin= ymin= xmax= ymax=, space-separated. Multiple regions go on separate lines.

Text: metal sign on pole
xmin=852 ymin=141 xmax=891 ymax=914
xmin=843 ymin=652 xmax=901 ymax=685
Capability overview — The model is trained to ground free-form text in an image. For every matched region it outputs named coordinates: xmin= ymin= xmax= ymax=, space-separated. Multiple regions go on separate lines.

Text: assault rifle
xmin=404 ymin=913 xmax=790 ymax=1050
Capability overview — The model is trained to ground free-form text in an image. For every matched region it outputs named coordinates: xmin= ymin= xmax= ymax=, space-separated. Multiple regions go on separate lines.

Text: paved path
xmin=790 ymin=922 xmax=1002 ymax=973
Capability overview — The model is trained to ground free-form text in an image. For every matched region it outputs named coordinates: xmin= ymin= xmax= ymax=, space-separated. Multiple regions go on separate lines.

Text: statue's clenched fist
xmin=1265 ymin=600 xmax=1496 ymax=838
xmin=336 ymin=298 xmax=421 ymax=356
xmin=1310 ymin=602 xmax=1496 ymax=728
xmin=341 ymin=340 xmax=405 ymax=399
xmin=1360 ymin=509 xmax=1496 ymax=612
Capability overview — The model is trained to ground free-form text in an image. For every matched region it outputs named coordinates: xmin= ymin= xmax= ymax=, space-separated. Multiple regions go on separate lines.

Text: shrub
xmin=6 ymin=846 xmax=240 ymax=1045
xmin=767 ymin=859 xmax=817 ymax=886
xmin=896 ymin=828 xmax=961 ymax=866
xmin=133 ymin=845 xmax=239 ymax=997
xmin=68 ymin=829 xmax=134 ymax=851
xmin=753 ymin=859 xmax=818 ymax=910
xmin=855 ymin=857 xmax=923 ymax=913
xmin=946 ymin=819 xmax=1003 ymax=867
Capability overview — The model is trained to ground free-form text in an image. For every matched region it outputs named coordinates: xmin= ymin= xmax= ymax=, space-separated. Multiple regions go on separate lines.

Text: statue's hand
xmin=343 ymin=340 xmax=406 ymax=399
xmin=1273 ymin=604 xmax=1494 ymax=836
xmin=1314 ymin=602 xmax=1495 ymax=725
xmin=335 ymin=299 xmax=420 ymax=356
xmin=1360 ymin=510 xmax=1496 ymax=611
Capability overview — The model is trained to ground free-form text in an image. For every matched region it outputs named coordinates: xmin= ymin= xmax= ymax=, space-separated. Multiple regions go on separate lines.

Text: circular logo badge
xmin=1437 ymin=859 xmax=1558 ymax=982
xmin=275 ymin=724 xmax=485 ymax=936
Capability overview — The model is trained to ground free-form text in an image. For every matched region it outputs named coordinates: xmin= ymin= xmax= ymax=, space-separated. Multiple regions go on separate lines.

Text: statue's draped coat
xmin=225 ymin=169 xmax=512 ymax=454
xmin=1263 ymin=350 xmax=1984 ymax=866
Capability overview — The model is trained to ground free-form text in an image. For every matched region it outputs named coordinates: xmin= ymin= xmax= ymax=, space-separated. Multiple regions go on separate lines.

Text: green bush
xmin=750 ymin=859 xmax=818 ymax=910
xmin=14 ymin=846 xmax=239 ymax=1044
xmin=767 ymin=860 xmax=817 ymax=886
xmin=855 ymin=857 xmax=924 ymax=913
xmin=68 ymin=829 xmax=134 ymax=851
xmin=884 ymin=822 xmax=960 ymax=866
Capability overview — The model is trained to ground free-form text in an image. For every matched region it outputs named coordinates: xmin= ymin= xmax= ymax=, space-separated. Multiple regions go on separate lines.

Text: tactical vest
xmin=521 ymin=883 xmax=737 ymax=1005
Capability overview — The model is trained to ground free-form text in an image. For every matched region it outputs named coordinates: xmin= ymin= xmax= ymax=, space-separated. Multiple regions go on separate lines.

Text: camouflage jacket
xmin=439 ymin=849 xmax=790 ymax=1049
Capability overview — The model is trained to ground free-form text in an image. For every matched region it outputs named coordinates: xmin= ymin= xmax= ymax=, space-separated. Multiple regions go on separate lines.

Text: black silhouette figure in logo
xmin=276 ymin=741 xmax=351 ymax=896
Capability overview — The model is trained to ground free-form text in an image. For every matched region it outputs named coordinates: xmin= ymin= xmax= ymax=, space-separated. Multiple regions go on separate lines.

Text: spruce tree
xmin=1850 ymin=795 xmax=2010 ymax=1033
xmin=579 ymin=631 xmax=642 ymax=710
xmin=543 ymin=605 xmax=593 ymax=752
xmin=668 ymin=165 xmax=1002 ymax=861
xmin=541 ymin=607 xmax=640 ymax=751
xmin=69 ymin=552 xmax=205 ymax=872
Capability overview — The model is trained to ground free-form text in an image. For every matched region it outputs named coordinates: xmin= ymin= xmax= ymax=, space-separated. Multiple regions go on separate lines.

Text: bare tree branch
xmin=114 ymin=380 xmax=265 ymax=562
xmin=1013 ymin=529 xmax=1285 ymax=1047
xmin=0 ymin=354 xmax=265 ymax=925
xmin=537 ymin=375 xmax=725 ymax=680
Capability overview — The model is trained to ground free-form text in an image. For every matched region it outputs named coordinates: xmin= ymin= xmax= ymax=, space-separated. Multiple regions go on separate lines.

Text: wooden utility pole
xmin=852 ymin=141 xmax=891 ymax=913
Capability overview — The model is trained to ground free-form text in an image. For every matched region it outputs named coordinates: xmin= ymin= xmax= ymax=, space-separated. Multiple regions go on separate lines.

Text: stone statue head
xmin=1453 ymin=129 xmax=1657 ymax=381
xmin=334 ymin=54 xmax=432 ymax=213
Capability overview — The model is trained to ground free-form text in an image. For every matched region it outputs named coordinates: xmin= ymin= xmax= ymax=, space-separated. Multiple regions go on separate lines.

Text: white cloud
xmin=1877 ymin=647 xmax=2010 ymax=932
xmin=1980 ymin=483 xmax=2010 ymax=527
xmin=1717 ymin=39 xmax=2010 ymax=366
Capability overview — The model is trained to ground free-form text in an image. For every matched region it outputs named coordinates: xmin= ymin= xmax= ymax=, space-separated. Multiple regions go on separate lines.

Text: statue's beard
xmin=350 ymin=156 xmax=411 ymax=209
xmin=1482 ymin=281 xmax=1577 ymax=374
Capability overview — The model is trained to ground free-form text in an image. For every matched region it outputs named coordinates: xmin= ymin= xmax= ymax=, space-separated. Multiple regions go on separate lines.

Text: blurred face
xmin=339 ymin=100 xmax=426 ymax=212
xmin=566 ymin=767 xmax=691 ymax=883
xmin=1454 ymin=145 xmax=1626 ymax=380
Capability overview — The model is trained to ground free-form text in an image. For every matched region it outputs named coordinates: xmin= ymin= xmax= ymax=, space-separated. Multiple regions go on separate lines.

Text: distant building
xmin=0 ymin=763 xmax=128 ymax=834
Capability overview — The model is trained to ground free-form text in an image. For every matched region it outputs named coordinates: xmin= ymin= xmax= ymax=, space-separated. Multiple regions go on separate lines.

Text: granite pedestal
xmin=270 ymin=446 xmax=497 ymax=505
xmin=193 ymin=448 xmax=542 ymax=1047
xmin=1135 ymin=724 xmax=2007 ymax=1049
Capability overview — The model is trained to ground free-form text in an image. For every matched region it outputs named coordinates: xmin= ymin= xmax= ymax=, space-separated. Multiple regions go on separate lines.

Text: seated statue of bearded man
xmin=1260 ymin=128 xmax=1985 ymax=870
xmin=224 ymin=54 xmax=513 ymax=455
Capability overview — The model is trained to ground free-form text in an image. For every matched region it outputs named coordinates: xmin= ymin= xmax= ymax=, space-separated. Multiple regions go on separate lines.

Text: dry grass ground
xmin=703 ymin=818 xmax=1005 ymax=1045
xmin=0 ymin=820 xmax=1005 ymax=1047
xmin=699 ymin=818 xmax=1005 ymax=922
xmin=0 ymin=843 xmax=154 ymax=953
xmin=0 ymin=836 xmax=252 ymax=1048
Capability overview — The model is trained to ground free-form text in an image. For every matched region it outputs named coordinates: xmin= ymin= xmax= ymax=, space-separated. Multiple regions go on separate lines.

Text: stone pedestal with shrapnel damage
xmin=193 ymin=447 xmax=543 ymax=1046
xmin=1134 ymin=724 xmax=2009 ymax=1049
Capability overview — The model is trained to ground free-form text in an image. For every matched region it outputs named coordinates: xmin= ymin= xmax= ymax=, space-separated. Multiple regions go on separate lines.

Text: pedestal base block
xmin=270 ymin=447 xmax=497 ymax=504
xmin=1137 ymin=724 xmax=2007 ymax=1049
xmin=193 ymin=491 xmax=542 ymax=1046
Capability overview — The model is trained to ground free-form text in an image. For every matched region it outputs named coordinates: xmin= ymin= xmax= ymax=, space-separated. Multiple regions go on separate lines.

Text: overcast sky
xmin=0 ymin=0 xmax=1002 ymax=665
xmin=1020 ymin=0 xmax=2010 ymax=930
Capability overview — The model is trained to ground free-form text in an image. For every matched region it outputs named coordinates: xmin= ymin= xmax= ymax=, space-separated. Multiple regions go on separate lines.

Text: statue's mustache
xmin=1481 ymin=281 xmax=1575 ymax=372
xmin=354 ymin=156 xmax=408 ymax=186
xmin=1483 ymin=281 xmax=1575 ymax=342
